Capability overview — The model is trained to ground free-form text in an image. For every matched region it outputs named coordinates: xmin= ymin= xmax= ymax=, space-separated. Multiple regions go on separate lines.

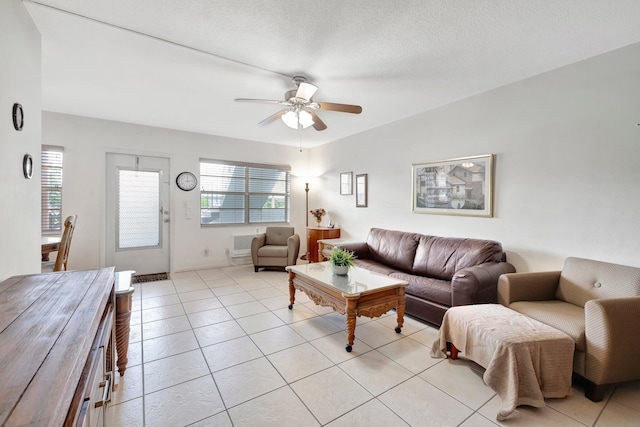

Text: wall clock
xmin=13 ymin=103 xmax=24 ymax=131
xmin=23 ymin=153 xmax=33 ymax=179
xmin=176 ymin=171 xmax=197 ymax=191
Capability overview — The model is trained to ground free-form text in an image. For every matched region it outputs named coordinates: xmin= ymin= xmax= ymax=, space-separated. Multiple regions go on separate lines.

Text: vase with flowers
xmin=309 ymin=208 xmax=326 ymax=226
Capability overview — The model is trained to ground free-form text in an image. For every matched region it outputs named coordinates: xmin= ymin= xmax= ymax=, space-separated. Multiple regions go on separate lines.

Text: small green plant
xmin=329 ymin=248 xmax=356 ymax=267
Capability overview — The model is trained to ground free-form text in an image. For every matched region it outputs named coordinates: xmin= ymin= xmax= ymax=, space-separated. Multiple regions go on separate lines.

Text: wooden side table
xmin=0 ymin=268 xmax=116 ymax=426
xmin=306 ymin=227 xmax=340 ymax=262
xmin=115 ymin=270 xmax=135 ymax=377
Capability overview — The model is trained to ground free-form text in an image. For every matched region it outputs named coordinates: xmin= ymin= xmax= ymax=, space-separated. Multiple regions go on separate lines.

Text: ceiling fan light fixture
xmin=282 ymin=110 xmax=314 ymax=129
xmin=236 ymin=77 xmax=361 ymax=131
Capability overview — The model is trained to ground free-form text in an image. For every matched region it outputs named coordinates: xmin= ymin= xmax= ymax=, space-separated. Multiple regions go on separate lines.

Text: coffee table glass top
xmin=286 ymin=262 xmax=407 ymax=296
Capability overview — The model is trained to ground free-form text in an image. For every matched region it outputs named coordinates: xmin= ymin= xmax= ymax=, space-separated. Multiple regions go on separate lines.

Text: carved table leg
xmin=288 ymin=270 xmax=295 ymax=309
xmin=115 ymin=289 xmax=134 ymax=376
xmin=395 ymin=288 xmax=406 ymax=333
xmin=345 ymin=297 xmax=358 ymax=352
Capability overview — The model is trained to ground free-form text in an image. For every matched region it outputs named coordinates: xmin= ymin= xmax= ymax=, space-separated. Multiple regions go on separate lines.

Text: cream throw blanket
xmin=431 ymin=304 xmax=574 ymax=421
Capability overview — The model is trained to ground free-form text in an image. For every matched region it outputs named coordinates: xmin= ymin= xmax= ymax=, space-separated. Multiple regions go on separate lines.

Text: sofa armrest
xmin=251 ymin=234 xmax=266 ymax=265
xmin=451 ymin=262 xmax=516 ymax=306
xmin=287 ymin=234 xmax=301 ymax=266
xmin=584 ymin=296 xmax=640 ymax=384
xmin=497 ymin=271 xmax=561 ymax=305
xmin=335 ymin=242 xmax=371 ymax=260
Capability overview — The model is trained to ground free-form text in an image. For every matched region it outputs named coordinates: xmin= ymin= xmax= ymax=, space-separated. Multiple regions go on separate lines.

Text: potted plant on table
xmin=329 ymin=248 xmax=356 ymax=276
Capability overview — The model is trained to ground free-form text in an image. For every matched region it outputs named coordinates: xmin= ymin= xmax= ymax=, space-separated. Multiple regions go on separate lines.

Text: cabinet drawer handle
xmin=94 ymin=375 xmax=111 ymax=408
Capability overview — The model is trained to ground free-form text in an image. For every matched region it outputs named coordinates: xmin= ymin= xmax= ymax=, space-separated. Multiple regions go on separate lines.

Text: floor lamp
xmin=305 ymin=182 xmax=309 ymax=227
xmin=301 ymin=182 xmax=310 ymax=260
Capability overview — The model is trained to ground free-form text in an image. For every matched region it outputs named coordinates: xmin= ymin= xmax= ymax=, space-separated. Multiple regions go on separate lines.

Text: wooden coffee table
xmin=286 ymin=262 xmax=408 ymax=352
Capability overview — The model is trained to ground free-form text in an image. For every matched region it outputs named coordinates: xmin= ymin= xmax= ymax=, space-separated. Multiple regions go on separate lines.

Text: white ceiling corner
xmin=23 ymin=0 xmax=640 ymax=148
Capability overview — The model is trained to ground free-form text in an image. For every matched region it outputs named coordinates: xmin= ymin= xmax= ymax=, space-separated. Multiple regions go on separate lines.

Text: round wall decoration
xmin=176 ymin=171 xmax=197 ymax=191
xmin=13 ymin=103 xmax=24 ymax=131
xmin=23 ymin=153 xmax=33 ymax=179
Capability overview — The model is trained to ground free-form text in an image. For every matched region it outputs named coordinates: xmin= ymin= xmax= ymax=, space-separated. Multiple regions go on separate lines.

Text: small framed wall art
xmin=412 ymin=154 xmax=494 ymax=217
xmin=340 ymin=172 xmax=352 ymax=195
xmin=355 ymin=173 xmax=368 ymax=207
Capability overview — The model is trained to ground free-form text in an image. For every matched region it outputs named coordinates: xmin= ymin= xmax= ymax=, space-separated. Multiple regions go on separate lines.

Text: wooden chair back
xmin=54 ymin=215 xmax=77 ymax=271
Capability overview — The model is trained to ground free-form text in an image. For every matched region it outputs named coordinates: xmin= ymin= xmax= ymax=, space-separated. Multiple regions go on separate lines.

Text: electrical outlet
xmin=204 ymin=247 xmax=209 ymax=257
xmin=225 ymin=248 xmax=229 ymax=256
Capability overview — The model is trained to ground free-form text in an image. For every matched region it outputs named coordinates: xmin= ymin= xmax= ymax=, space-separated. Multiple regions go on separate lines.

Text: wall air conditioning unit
xmin=231 ymin=234 xmax=256 ymax=257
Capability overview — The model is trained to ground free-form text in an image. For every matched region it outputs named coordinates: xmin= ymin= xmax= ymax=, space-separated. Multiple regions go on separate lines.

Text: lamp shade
xmin=282 ymin=110 xmax=314 ymax=129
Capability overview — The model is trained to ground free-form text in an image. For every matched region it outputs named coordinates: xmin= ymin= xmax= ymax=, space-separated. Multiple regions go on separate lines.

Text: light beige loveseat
xmin=498 ymin=257 xmax=640 ymax=401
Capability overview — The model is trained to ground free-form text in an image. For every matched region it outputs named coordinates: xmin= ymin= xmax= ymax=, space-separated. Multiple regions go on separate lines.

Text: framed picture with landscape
xmin=412 ymin=154 xmax=494 ymax=217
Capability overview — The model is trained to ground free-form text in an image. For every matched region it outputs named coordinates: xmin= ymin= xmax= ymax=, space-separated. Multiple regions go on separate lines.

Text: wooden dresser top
xmin=0 ymin=268 xmax=115 ymax=427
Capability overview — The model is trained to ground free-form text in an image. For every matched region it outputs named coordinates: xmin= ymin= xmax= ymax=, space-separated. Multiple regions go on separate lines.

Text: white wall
xmin=312 ymin=42 xmax=640 ymax=272
xmin=40 ymin=42 xmax=640 ymax=276
xmin=42 ymin=113 xmax=313 ymax=273
xmin=0 ymin=0 xmax=41 ymax=281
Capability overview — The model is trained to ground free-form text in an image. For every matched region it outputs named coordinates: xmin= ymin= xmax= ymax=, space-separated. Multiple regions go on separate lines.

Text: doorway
xmin=106 ymin=153 xmax=170 ymax=275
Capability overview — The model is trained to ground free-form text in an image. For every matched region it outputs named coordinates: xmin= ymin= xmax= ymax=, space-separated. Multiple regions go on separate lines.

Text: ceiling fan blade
xmin=258 ymin=110 xmax=288 ymax=126
xmin=313 ymin=102 xmax=362 ymax=114
xmin=295 ymin=82 xmax=318 ymax=102
xmin=307 ymin=111 xmax=327 ymax=131
xmin=235 ymin=98 xmax=290 ymax=106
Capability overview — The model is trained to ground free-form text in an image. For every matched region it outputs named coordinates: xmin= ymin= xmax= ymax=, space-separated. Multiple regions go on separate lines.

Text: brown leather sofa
xmin=339 ymin=228 xmax=516 ymax=326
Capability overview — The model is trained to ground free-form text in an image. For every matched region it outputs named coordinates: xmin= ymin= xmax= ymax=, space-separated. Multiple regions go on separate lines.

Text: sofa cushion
xmin=264 ymin=226 xmax=294 ymax=246
xmin=366 ymin=228 xmax=420 ymax=273
xmin=353 ymin=259 xmax=400 ymax=276
xmin=509 ymin=300 xmax=586 ymax=352
xmin=257 ymin=245 xmax=288 ymax=258
xmin=390 ymin=272 xmax=452 ymax=307
xmin=412 ymin=235 xmax=504 ymax=281
xmin=556 ymin=257 xmax=640 ymax=307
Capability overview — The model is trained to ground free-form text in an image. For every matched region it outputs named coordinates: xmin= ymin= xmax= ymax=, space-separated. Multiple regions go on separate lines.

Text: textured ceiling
xmin=24 ymin=0 xmax=640 ymax=148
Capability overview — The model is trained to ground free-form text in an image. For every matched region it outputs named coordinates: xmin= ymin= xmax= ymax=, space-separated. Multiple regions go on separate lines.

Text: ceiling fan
xmin=235 ymin=76 xmax=362 ymax=131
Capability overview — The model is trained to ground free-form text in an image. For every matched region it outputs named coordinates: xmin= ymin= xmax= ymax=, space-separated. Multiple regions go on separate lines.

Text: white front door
xmin=106 ymin=153 xmax=170 ymax=275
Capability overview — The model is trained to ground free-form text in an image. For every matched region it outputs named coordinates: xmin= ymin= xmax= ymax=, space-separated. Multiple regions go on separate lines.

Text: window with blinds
xmin=41 ymin=146 xmax=64 ymax=233
xmin=200 ymin=159 xmax=290 ymax=225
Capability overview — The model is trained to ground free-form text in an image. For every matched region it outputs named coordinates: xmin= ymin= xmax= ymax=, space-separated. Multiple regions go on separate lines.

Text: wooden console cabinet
xmin=306 ymin=227 xmax=340 ymax=262
xmin=0 ymin=268 xmax=116 ymax=427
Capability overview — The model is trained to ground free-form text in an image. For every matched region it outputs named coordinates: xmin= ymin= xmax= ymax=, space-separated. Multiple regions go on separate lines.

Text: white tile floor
xmin=107 ymin=266 xmax=640 ymax=427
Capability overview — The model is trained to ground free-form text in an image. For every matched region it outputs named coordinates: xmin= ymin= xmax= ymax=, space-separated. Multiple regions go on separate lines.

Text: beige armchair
xmin=498 ymin=257 xmax=640 ymax=401
xmin=251 ymin=226 xmax=300 ymax=272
